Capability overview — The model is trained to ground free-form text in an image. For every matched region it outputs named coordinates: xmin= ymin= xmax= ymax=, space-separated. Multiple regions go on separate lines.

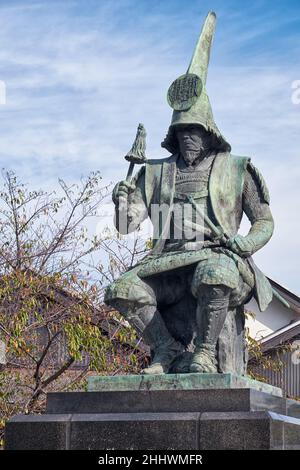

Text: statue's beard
xmin=182 ymin=148 xmax=205 ymax=167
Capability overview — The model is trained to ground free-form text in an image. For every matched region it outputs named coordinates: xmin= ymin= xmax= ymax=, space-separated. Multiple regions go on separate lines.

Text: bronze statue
xmin=105 ymin=12 xmax=274 ymax=375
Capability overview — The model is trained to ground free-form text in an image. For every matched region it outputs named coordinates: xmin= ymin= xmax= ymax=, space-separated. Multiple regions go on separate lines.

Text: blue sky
xmin=0 ymin=0 xmax=299 ymax=292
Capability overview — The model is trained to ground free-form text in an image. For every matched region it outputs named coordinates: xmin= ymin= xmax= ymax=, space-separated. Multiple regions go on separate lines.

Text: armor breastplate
xmin=174 ymin=154 xmax=214 ymax=200
xmin=175 ymin=167 xmax=210 ymax=198
xmin=165 ymin=155 xmax=217 ymax=247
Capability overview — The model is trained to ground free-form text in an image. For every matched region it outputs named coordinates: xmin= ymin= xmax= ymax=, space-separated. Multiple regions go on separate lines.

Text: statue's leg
xmin=190 ymin=284 xmax=231 ymax=373
xmin=111 ymin=299 xmax=184 ymax=374
xmin=189 ymin=253 xmax=240 ymax=373
xmin=105 ymin=269 xmax=184 ymax=374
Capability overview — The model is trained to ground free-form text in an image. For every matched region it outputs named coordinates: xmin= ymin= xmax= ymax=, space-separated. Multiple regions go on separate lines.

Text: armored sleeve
xmin=114 ymin=166 xmax=148 ymax=234
xmin=242 ymin=162 xmax=274 ymax=254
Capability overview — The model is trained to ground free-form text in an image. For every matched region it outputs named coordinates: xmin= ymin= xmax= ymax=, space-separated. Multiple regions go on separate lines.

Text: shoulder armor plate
xmin=247 ymin=162 xmax=270 ymax=204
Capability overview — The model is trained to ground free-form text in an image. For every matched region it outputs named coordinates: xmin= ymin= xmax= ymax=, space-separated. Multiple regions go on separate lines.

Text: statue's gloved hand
xmin=112 ymin=180 xmax=136 ymax=206
xmin=226 ymin=235 xmax=256 ymax=258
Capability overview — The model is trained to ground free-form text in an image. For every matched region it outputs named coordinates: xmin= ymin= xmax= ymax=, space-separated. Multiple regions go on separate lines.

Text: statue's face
xmin=176 ymin=125 xmax=209 ymax=167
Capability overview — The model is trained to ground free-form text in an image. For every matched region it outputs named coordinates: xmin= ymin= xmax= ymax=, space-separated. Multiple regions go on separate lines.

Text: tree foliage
xmin=0 ymin=170 xmax=148 ymax=446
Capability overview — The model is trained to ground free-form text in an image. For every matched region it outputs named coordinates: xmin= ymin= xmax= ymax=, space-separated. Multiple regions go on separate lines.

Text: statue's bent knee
xmin=191 ymin=253 xmax=239 ymax=297
xmin=104 ymin=268 xmax=156 ymax=313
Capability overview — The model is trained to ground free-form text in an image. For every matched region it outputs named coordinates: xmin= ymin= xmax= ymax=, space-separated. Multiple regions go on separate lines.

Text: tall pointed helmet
xmin=161 ymin=11 xmax=231 ymax=153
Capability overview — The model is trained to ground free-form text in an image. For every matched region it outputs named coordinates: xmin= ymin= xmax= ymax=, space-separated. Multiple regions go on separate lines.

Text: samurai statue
xmin=105 ymin=12 xmax=274 ymax=375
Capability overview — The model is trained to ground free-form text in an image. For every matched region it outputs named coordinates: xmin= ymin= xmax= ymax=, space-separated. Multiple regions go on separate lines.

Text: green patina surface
xmin=105 ymin=10 xmax=275 ymax=378
xmin=88 ymin=373 xmax=282 ymax=397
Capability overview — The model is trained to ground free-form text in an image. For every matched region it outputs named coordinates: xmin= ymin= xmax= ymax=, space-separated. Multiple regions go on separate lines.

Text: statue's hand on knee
xmin=226 ymin=235 xmax=255 ymax=258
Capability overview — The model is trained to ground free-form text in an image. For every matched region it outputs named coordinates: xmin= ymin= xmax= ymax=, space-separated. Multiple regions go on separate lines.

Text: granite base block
xmin=287 ymin=398 xmax=300 ymax=420
xmin=5 ymin=373 xmax=300 ymax=450
xmin=46 ymin=388 xmax=287 ymax=415
xmin=6 ymin=409 xmax=300 ymax=450
xmin=199 ymin=411 xmax=300 ymax=450
xmin=5 ymin=414 xmax=71 ymax=450
xmin=200 ymin=411 xmax=271 ymax=450
xmin=70 ymin=412 xmax=199 ymax=450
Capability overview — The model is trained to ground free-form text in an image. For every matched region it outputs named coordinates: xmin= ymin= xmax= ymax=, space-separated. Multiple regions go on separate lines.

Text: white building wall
xmin=245 ymin=296 xmax=300 ymax=340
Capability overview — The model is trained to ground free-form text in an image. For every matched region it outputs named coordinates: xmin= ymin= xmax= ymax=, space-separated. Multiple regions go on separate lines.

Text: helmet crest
xmin=162 ymin=11 xmax=231 ymax=154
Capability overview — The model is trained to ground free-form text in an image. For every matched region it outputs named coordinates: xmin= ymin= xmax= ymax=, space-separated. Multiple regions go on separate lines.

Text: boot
xmin=190 ymin=285 xmax=230 ymax=373
xmin=190 ymin=343 xmax=218 ymax=373
xmin=142 ymin=337 xmax=184 ymax=375
xmin=123 ymin=304 xmax=184 ymax=375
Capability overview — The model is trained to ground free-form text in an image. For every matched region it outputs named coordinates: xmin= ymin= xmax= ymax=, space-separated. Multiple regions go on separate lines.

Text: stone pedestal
xmin=5 ymin=373 xmax=300 ymax=450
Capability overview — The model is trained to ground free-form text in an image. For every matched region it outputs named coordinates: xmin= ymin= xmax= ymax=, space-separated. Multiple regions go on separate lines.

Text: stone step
xmin=46 ymin=388 xmax=289 ymax=415
xmin=5 ymin=410 xmax=300 ymax=450
xmin=88 ymin=372 xmax=283 ymax=396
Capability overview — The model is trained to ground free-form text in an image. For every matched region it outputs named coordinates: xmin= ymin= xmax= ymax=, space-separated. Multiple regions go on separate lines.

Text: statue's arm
xmin=241 ymin=163 xmax=274 ymax=253
xmin=227 ymin=162 xmax=274 ymax=257
xmin=113 ymin=166 xmax=148 ymax=234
